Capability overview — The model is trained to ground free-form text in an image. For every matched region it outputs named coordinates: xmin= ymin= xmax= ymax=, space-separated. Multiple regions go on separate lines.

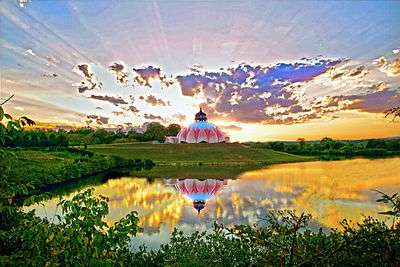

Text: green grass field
xmin=89 ymin=142 xmax=315 ymax=166
xmin=4 ymin=148 xmax=135 ymax=196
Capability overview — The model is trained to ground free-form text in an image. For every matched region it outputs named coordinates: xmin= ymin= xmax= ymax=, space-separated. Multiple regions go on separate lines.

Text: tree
xmin=167 ymin=124 xmax=181 ymax=136
xmin=320 ymin=137 xmax=335 ymax=150
xmin=0 ymin=101 xmax=35 ymax=146
xmin=366 ymin=139 xmax=386 ymax=149
xmin=144 ymin=122 xmax=168 ymax=142
xmin=297 ymin=138 xmax=305 ymax=150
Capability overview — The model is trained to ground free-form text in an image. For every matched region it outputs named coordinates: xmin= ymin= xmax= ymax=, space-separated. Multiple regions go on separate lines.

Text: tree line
xmin=0 ymin=121 xmax=181 ymax=148
xmin=250 ymin=137 xmax=400 ymax=157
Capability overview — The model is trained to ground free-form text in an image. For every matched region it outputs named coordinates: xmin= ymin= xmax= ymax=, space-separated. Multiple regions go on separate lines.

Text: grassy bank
xmin=1 ymin=148 xmax=141 ymax=197
xmin=89 ymin=143 xmax=315 ymax=166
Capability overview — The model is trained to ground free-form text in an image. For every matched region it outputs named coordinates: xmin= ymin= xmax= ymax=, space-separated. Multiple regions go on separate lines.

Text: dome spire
xmin=193 ymin=200 xmax=205 ymax=214
xmin=195 ymin=107 xmax=207 ymax=121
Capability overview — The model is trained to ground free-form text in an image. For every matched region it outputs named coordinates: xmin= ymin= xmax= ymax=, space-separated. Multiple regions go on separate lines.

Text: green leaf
xmin=20 ymin=116 xmax=36 ymax=126
xmin=378 ymin=211 xmax=396 ymax=215
xmin=4 ymin=113 xmax=12 ymax=120
xmin=0 ymin=106 xmax=3 ymax=121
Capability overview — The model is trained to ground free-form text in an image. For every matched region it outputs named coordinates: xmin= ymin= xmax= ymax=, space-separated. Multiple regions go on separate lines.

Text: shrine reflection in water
xmin=25 ymin=157 xmax=400 ymax=249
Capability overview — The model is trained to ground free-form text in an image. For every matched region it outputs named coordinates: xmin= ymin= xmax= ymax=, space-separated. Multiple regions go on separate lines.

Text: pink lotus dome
xmin=177 ymin=109 xmax=229 ymax=143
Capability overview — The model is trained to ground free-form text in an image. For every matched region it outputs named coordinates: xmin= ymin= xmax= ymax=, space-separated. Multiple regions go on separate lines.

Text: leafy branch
xmin=384 ymin=106 xmax=400 ymax=122
xmin=373 ymin=189 xmax=400 ymax=229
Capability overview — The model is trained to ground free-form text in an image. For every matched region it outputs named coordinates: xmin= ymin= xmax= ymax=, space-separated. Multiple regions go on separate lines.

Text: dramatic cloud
xmin=374 ymin=57 xmax=400 ymax=77
xmin=176 ymin=57 xmax=345 ymax=123
xmin=67 ymin=54 xmax=398 ymax=127
xmin=144 ymin=113 xmax=165 ymax=122
xmin=133 ymin=66 xmax=161 ymax=87
xmin=74 ymin=64 xmax=102 ymax=93
xmin=330 ymin=66 xmax=367 ymax=80
xmin=78 ymin=64 xmax=93 ymax=82
xmin=89 ymin=94 xmax=128 ymax=106
xmin=128 ymin=105 xmax=139 ymax=113
xmin=335 ymin=88 xmax=400 ymax=113
xmin=108 ymin=62 xmax=128 ymax=83
xmin=86 ymin=115 xmax=109 ymax=125
xmin=139 ymin=95 xmax=170 ymax=106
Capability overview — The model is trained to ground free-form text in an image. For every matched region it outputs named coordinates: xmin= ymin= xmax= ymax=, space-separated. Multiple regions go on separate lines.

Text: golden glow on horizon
xmin=227 ymin=111 xmax=399 ymax=142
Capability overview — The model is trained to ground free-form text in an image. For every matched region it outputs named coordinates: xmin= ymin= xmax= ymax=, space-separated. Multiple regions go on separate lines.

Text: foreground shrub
xmin=1 ymin=189 xmax=140 ymax=266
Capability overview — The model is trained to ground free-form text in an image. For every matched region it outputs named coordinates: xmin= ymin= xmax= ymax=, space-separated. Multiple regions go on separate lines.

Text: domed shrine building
xmin=165 ymin=109 xmax=229 ymax=143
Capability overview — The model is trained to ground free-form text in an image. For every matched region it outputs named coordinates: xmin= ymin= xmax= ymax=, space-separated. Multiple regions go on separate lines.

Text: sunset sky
xmin=1 ymin=0 xmax=399 ymax=141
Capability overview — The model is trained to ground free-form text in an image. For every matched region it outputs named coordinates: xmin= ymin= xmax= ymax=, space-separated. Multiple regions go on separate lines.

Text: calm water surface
xmin=26 ymin=158 xmax=400 ymax=249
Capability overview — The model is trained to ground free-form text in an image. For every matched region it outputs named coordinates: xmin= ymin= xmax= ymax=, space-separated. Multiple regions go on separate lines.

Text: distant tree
xmin=166 ymin=124 xmax=181 ymax=136
xmin=366 ymin=139 xmax=386 ymax=149
xmin=320 ymin=137 xmax=335 ymax=150
xmin=144 ymin=122 xmax=168 ymax=142
xmin=297 ymin=138 xmax=305 ymax=149
xmin=270 ymin=142 xmax=285 ymax=151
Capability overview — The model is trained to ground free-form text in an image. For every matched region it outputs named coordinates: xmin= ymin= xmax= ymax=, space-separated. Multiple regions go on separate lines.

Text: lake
xmin=25 ymin=157 xmax=400 ymax=249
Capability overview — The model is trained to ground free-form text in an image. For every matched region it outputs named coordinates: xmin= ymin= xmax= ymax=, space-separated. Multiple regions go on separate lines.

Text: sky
xmin=0 ymin=0 xmax=399 ymax=141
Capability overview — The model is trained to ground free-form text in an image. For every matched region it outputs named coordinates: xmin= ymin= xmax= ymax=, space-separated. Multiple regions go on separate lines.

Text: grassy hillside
xmin=89 ymin=143 xmax=315 ymax=166
xmin=3 ymin=148 xmax=135 ymax=196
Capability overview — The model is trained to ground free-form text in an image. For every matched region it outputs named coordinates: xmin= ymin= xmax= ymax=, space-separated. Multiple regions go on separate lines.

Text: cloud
xmin=86 ymin=115 xmax=109 ymax=125
xmin=71 ymin=53 xmax=397 ymax=127
xmin=74 ymin=64 xmax=101 ymax=93
xmin=42 ymin=73 xmax=58 ymax=78
xmin=18 ymin=0 xmax=30 ymax=8
xmin=348 ymin=66 xmax=366 ymax=77
xmin=173 ymin=113 xmax=186 ymax=122
xmin=374 ymin=57 xmax=400 ymax=77
xmin=330 ymin=65 xmax=367 ymax=81
xmin=128 ymin=105 xmax=139 ymax=113
xmin=133 ymin=66 xmax=161 ymax=87
xmin=24 ymin=48 xmax=36 ymax=57
xmin=219 ymin=125 xmax=242 ymax=131
xmin=335 ymin=88 xmax=400 ymax=113
xmin=108 ymin=62 xmax=128 ymax=83
xmin=140 ymin=95 xmax=170 ymax=106
xmin=78 ymin=64 xmax=93 ymax=82
xmin=46 ymin=56 xmax=59 ymax=65
xmin=176 ymin=57 xmax=345 ymax=124
xmin=112 ymin=111 xmax=124 ymax=116
xmin=89 ymin=94 xmax=128 ymax=106
xmin=144 ymin=113 xmax=165 ymax=122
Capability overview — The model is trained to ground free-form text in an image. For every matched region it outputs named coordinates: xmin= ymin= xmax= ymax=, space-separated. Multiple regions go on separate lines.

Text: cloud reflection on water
xmin=26 ymin=158 xmax=400 ymax=249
